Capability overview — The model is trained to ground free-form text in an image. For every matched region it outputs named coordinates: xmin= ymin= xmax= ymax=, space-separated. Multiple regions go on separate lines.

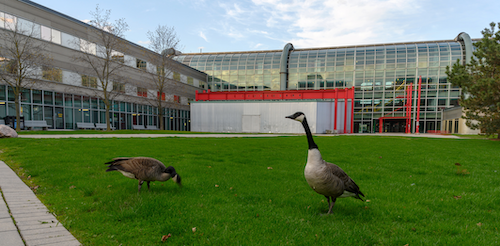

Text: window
xmin=0 ymin=12 xmax=4 ymax=28
xmin=157 ymin=66 xmax=165 ymax=76
xmin=157 ymin=91 xmax=165 ymax=100
xmin=61 ymin=32 xmax=79 ymax=50
xmin=187 ymin=77 xmax=193 ymax=85
xmin=137 ymin=87 xmax=147 ymax=97
xmin=81 ymin=75 xmax=97 ymax=88
xmin=51 ymin=29 xmax=61 ymax=44
xmin=42 ymin=67 xmax=62 ymax=82
xmin=4 ymin=14 xmax=16 ymax=30
xmin=17 ymin=18 xmax=40 ymax=38
xmin=136 ymin=59 xmax=147 ymax=70
xmin=112 ymin=50 xmax=124 ymax=63
xmin=173 ymin=72 xmax=180 ymax=81
xmin=113 ymin=82 xmax=125 ymax=93
xmin=80 ymin=39 xmax=96 ymax=55
xmin=0 ymin=57 xmax=16 ymax=74
xmin=41 ymin=26 xmax=51 ymax=41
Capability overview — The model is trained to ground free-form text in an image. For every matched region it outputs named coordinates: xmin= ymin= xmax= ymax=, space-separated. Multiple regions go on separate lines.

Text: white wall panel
xmin=191 ymin=101 xmax=343 ymax=134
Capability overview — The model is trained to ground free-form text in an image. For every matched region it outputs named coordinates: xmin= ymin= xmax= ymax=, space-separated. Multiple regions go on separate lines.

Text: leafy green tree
xmin=446 ymin=22 xmax=500 ymax=139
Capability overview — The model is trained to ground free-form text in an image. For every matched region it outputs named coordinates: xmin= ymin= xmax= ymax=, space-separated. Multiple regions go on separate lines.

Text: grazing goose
xmin=286 ymin=112 xmax=364 ymax=214
xmin=105 ymin=157 xmax=181 ymax=192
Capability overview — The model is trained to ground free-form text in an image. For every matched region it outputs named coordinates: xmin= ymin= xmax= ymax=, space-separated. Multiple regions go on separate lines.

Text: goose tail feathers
xmin=105 ymin=158 xmax=131 ymax=172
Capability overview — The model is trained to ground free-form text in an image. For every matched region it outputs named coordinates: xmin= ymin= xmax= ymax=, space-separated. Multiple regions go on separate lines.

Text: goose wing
xmin=105 ymin=157 xmax=166 ymax=180
xmin=324 ymin=161 xmax=365 ymax=200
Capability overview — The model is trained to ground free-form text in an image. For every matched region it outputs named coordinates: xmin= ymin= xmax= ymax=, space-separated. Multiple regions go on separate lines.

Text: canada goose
xmin=105 ymin=157 xmax=181 ymax=192
xmin=286 ymin=112 xmax=364 ymax=214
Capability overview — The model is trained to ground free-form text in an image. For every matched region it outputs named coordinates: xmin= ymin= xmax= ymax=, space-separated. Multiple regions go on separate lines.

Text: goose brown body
xmin=286 ymin=112 xmax=364 ymax=214
xmin=105 ymin=157 xmax=181 ymax=192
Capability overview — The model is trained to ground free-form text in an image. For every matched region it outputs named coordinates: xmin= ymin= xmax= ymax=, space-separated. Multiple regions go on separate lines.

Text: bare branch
xmin=0 ymin=17 xmax=52 ymax=131
xmin=71 ymin=4 xmax=129 ymax=131
xmin=139 ymin=25 xmax=184 ymax=130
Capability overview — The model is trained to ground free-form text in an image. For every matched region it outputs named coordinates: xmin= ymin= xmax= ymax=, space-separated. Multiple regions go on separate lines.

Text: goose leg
xmin=138 ymin=180 xmax=144 ymax=192
xmin=147 ymin=181 xmax=151 ymax=191
xmin=327 ymin=198 xmax=337 ymax=214
xmin=325 ymin=196 xmax=331 ymax=209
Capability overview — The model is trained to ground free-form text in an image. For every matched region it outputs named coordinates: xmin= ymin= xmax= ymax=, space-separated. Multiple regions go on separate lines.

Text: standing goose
xmin=105 ymin=157 xmax=181 ymax=192
xmin=286 ymin=112 xmax=364 ymax=214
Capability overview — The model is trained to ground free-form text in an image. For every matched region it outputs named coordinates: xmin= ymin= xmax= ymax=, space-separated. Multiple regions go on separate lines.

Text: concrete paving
xmin=0 ymin=161 xmax=81 ymax=246
xmin=17 ymin=132 xmax=460 ymax=139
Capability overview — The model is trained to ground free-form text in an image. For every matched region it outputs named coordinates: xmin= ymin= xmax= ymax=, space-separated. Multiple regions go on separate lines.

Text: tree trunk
xmin=159 ymin=111 xmax=164 ymax=130
xmin=14 ymin=94 xmax=21 ymax=131
xmin=158 ymin=98 xmax=164 ymax=130
xmin=105 ymin=106 xmax=111 ymax=131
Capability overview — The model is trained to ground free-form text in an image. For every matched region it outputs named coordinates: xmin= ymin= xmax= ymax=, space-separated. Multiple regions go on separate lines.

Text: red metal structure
xmin=196 ymin=87 xmax=355 ymax=102
xmin=378 ymin=83 xmax=414 ymax=133
xmin=415 ymin=76 xmax=422 ymax=134
xmin=195 ymin=87 xmax=355 ymax=134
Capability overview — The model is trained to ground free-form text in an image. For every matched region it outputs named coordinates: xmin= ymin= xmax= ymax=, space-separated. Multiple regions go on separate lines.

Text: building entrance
xmin=376 ymin=119 xmax=407 ymax=133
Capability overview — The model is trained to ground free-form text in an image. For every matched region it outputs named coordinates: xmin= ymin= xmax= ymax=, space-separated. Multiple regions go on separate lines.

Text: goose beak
xmin=285 ymin=114 xmax=294 ymax=119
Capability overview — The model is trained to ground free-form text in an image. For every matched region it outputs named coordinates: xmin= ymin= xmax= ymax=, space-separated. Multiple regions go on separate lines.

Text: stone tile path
xmin=0 ymin=161 xmax=80 ymax=246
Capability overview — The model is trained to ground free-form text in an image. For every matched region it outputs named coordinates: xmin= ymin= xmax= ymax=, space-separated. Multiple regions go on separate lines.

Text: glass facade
xmin=0 ymin=84 xmax=190 ymax=131
xmin=0 ymin=7 xmax=201 ymax=131
xmin=177 ymin=52 xmax=282 ymax=91
xmin=176 ymin=41 xmax=464 ymax=133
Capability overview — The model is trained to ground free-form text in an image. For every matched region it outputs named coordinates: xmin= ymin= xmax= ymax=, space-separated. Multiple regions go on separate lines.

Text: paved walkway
xmin=17 ymin=133 xmax=460 ymax=139
xmin=0 ymin=161 xmax=80 ymax=246
xmin=0 ymin=132 xmax=459 ymax=246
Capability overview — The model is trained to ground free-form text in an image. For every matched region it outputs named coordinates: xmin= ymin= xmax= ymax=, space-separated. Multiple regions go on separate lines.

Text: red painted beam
xmin=195 ymin=88 xmax=355 ymax=101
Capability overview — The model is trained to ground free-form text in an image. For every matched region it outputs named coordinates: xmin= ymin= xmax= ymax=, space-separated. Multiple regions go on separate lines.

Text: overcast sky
xmin=33 ymin=0 xmax=500 ymax=53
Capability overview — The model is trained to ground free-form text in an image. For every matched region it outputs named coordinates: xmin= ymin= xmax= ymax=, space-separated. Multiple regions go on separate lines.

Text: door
xmin=44 ymin=106 xmax=53 ymax=129
xmin=54 ymin=107 xmax=64 ymax=129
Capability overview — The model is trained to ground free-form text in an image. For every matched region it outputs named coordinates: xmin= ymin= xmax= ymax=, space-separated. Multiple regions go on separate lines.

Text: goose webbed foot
xmin=147 ymin=181 xmax=151 ymax=191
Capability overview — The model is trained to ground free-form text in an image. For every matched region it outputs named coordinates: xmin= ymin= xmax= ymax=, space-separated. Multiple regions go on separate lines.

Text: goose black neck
xmin=301 ymin=118 xmax=318 ymax=150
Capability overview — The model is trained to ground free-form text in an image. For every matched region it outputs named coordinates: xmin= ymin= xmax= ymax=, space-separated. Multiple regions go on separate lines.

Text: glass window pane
xmin=54 ymin=93 xmax=63 ymax=105
xmin=61 ymin=32 xmax=79 ymax=49
xmin=64 ymin=94 xmax=73 ymax=107
xmin=0 ymin=84 xmax=5 ymax=101
xmin=21 ymin=89 xmax=30 ymax=103
xmin=65 ymin=108 xmax=73 ymax=129
xmin=44 ymin=91 xmax=53 ymax=105
xmin=41 ymin=26 xmax=51 ymax=41
xmin=4 ymin=14 xmax=17 ymax=30
xmin=30 ymin=90 xmax=41 ymax=104
xmin=21 ymin=104 xmax=31 ymax=120
xmin=51 ymin=29 xmax=61 ymax=44
xmin=0 ymin=12 xmax=4 ymax=29
xmin=33 ymin=105 xmax=43 ymax=120
xmin=74 ymin=95 xmax=81 ymax=108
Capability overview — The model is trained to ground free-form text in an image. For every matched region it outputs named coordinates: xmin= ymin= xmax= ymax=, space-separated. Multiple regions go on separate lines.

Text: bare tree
xmin=72 ymin=5 xmax=129 ymax=131
xmin=0 ymin=15 xmax=52 ymax=131
xmin=141 ymin=25 xmax=183 ymax=130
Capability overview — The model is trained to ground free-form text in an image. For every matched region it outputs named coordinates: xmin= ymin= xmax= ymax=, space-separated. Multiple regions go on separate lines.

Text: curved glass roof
xmin=176 ymin=41 xmax=463 ymax=92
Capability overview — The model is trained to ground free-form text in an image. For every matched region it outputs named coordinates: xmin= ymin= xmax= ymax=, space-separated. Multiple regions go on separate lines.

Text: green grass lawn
xmin=0 ymin=136 xmax=499 ymax=245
